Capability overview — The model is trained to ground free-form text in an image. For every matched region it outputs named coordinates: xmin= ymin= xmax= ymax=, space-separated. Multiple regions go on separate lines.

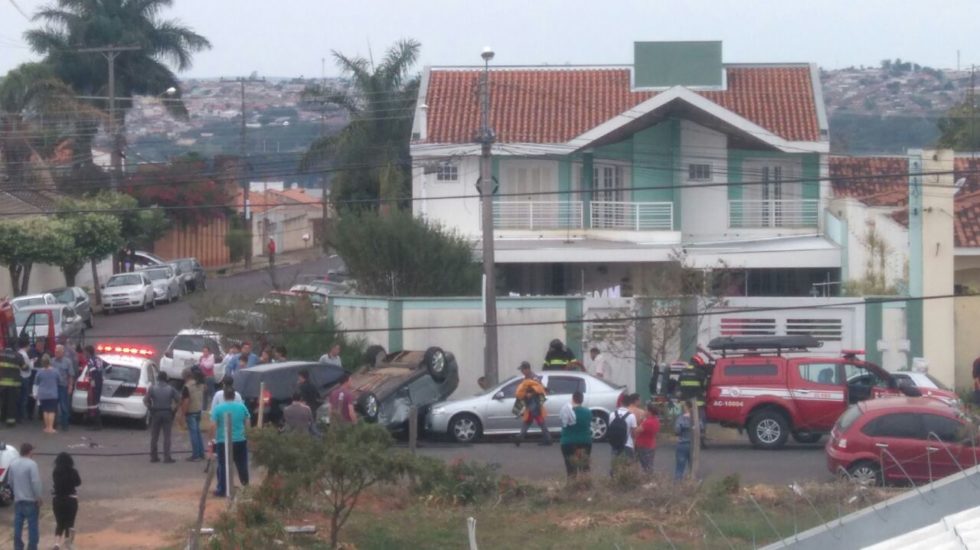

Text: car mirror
xmin=493 ymin=391 xmax=505 ymax=400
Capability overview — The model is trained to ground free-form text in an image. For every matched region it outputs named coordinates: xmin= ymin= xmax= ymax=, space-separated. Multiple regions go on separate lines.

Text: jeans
xmin=637 ymin=447 xmax=656 ymax=474
xmin=675 ymin=441 xmax=691 ymax=480
xmin=215 ymin=440 xmax=250 ymax=497
xmin=186 ymin=412 xmax=204 ymax=459
xmin=13 ymin=500 xmax=39 ymax=550
xmin=149 ymin=411 xmax=174 ymax=461
xmin=58 ymin=384 xmax=71 ymax=429
xmin=204 ymin=378 xmax=216 ymax=408
xmin=18 ymin=377 xmax=33 ymax=421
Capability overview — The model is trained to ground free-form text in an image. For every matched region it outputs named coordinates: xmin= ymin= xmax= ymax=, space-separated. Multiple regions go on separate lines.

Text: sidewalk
xmin=207 ymin=247 xmax=327 ymax=278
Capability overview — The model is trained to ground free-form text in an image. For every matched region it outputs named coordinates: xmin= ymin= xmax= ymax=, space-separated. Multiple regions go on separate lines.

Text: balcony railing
xmin=728 ymin=199 xmax=819 ymax=229
xmin=493 ymin=201 xmax=584 ymax=230
xmin=591 ymin=201 xmax=674 ymax=231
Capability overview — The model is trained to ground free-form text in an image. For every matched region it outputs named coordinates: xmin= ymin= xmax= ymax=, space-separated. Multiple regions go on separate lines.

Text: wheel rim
xmin=453 ymin=417 xmax=476 ymax=441
xmin=591 ymin=416 xmax=608 ymax=440
xmin=850 ymin=465 xmax=878 ymax=486
xmin=756 ymin=418 xmax=782 ymax=444
xmin=430 ymin=352 xmax=445 ymax=374
xmin=364 ymin=396 xmax=378 ymax=418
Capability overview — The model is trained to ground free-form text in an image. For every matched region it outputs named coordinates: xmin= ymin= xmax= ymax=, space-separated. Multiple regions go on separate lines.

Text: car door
xmin=543 ymin=375 xmax=586 ymax=429
xmin=73 ymin=288 xmax=91 ymax=320
xmin=18 ymin=311 xmax=55 ymax=350
xmin=863 ymin=413 xmax=929 ymax=483
xmin=921 ymin=413 xmax=976 ymax=480
xmin=843 ymin=363 xmax=892 ymax=403
xmin=791 ymin=361 xmax=847 ymax=431
xmin=484 ymin=378 xmax=522 ymax=432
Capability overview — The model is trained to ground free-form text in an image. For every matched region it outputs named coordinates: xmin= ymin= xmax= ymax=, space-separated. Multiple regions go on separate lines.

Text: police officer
xmin=0 ymin=342 xmax=25 ymax=426
xmin=543 ymin=339 xmax=575 ymax=371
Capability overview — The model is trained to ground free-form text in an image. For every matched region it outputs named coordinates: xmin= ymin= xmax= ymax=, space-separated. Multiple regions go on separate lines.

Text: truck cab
xmin=703 ymin=335 xmax=960 ymax=450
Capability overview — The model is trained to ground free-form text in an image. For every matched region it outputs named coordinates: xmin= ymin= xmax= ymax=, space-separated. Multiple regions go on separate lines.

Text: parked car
xmin=288 ymin=284 xmax=329 ymax=308
xmin=233 ymin=361 xmax=346 ymax=426
xmin=101 ymin=272 xmax=156 ymax=313
xmin=160 ymin=329 xmax=225 ymax=381
xmin=48 ymin=287 xmax=94 ymax=329
xmin=891 ymin=371 xmax=953 ymax=395
xmin=826 ymin=397 xmax=979 ymax=486
xmin=11 ymin=293 xmax=57 ymax=311
xmin=72 ymin=344 xmax=158 ymax=427
xmin=427 ymin=370 xmax=623 ymax=443
xmin=139 ymin=265 xmax=182 ymax=304
xmin=130 ymin=250 xmax=166 ymax=270
xmin=14 ymin=304 xmax=86 ymax=348
xmin=0 ymin=442 xmax=19 ymax=506
xmin=348 ymin=346 xmax=460 ymax=432
xmin=169 ymin=258 xmax=206 ymax=292
xmin=702 ymin=335 xmax=960 ymax=450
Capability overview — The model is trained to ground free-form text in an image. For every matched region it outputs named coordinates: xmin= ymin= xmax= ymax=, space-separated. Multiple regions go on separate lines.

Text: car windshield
xmin=13 ymin=297 xmax=47 ymax=308
xmin=15 ymin=309 xmax=62 ymax=327
xmin=51 ymin=289 xmax=75 ymax=303
xmin=923 ymin=373 xmax=952 ymax=391
xmin=144 ymin=269 xmax=169 ymax=281
xmin=107 ymin=274 xmax=142 ymax=287
xmin=837 ymin=404 xmax=863 ymax=432
xmin=179 ymin=260 xmax=194 ymax=270
xmin=104 ymin=364 xmax=141 ymax=384
xmin=170 ymin=334 xmax=218 ymax=353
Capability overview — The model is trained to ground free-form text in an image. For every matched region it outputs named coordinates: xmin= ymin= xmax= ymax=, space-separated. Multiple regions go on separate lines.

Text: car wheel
xmin=423 ymin=346 xmax=448 ymax=382
xmin=847 ymin=461 xmax=882 ymax=487
xmin=150 ymin=295 xmax=157 ymax=309
xmin=747 ymin=410 xmax=790 ymax=450
xmin=363 ymin=345 xmax=387 ymax=368
xmin=449 ymin=414 xmax=481 ymax=443
xmin=590 ymin=411 xmax=609 ymax=442
xmin=792 ymin=431 xmax=823 ymax=444
xmin=356 ymin=392 xmax=380 ymax=423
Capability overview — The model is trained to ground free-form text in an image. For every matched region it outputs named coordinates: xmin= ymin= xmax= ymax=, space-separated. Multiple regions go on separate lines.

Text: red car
xmin=826 ymin=397 xmax=978 ymax=486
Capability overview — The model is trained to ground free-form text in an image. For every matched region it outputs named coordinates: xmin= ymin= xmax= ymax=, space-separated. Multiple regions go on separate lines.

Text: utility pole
xmin=222 ymin=76 xmax=265 ymax=268
xmin=477 ymin=47 xmax=499 ymax=386
xmin=320 ymin=58 xmax=330 ymax=251
xmin=77 ymin=45 xmax=141 ymax=189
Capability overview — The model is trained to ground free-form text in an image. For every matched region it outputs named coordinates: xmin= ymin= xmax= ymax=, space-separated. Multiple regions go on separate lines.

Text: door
xmin=741 ymin=160 xmax=802 ymax=228
xmin=102 ymin=363 xmax=143 ymax=399
xmin=921 ymin=413 xmax=975 ymax=480
xmin=543 ymin=375 xmax=586 ymax=429
xmin=484 ymin=377 xmax=522 ymax=432
xmin=863 ymin=413 xmax=929 ymax=483
xmin=18 ymin=311 xmax=56 ymax=355
xmin=843 ymin=364 xmax=892 ymax=403
xmin=791 ymin=361 xmax=846 ymax=431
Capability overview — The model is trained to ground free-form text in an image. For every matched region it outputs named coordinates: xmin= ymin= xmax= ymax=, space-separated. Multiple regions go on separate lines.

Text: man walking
xmin=514 ymin=362 xmax=552 ymax=446
xmin=51 ymin=345 xmax=75 ymax=431
xmin=328 ymin=373 xmax=357 ymax=425
xmin=211 ymin=386 xmax=251 ymax=497
xmin=9 ymin=442 xmax=42 ymax=550
xmin=0 ymin=342 xmax=25 ymax=426
xmin=143 ymin=372 xmax=179 ymax=463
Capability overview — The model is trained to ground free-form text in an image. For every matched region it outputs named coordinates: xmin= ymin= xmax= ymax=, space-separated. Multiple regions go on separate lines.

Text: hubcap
xmin=757 ymin=418 xmax=781 ymax=444
xmin=431 ymin=352 xmax=445 ymax=374
xmin=591 ymin=417 xmax=607 ymax=440
xmin=851 ymin=466 xmax=878 ymax=486
xmin=453 ymin=418 xmax=476 ymax=441
xmin=364 ymin=397 xmax=378 ymax=418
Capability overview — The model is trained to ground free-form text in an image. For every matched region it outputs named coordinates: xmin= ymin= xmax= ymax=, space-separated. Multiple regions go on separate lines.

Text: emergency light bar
xmin=96 ymin=344 xmax=154 ymax=357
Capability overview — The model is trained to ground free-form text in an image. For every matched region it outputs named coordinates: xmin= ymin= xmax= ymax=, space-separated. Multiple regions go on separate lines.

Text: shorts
xmin=40 ymin=399 xmax=58 ymax=413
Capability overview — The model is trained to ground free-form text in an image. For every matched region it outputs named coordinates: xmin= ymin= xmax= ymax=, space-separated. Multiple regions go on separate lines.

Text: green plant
xmin=207 ymin=487 xmax=286 ymax=549
xmin=411 ymin=456 xmax=502 ymax=505
xmin=225 ymin=217 xmax=250 ymax=264
xmin=608 ymin=455 xmax=645 ymax=491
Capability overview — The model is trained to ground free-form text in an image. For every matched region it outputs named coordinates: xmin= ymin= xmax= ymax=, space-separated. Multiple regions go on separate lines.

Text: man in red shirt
xmin=328 ymin=373 xmax=357 ymax=425
xmin=634 ymin=402 xmax=661 ymax=474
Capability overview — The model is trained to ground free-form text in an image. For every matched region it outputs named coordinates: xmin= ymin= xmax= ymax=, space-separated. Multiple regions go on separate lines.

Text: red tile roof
xmin=954 ymin=190 xmax=980 ymax=248
xmin=422 ymin=66 xmax=822 ymax=144
xmin=829 ymin=156 xmax=910 ymax=207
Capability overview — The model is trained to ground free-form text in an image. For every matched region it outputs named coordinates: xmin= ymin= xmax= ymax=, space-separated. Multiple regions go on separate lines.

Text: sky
xmin=2 ymin=0 xmax=979 ymax=79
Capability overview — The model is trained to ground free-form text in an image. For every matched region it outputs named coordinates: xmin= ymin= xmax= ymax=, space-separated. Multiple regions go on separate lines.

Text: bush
xmin=411 ymin=456 xmax=502 ymax=505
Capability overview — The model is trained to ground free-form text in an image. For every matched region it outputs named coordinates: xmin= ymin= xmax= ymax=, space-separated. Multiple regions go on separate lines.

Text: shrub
xmin=411 ymin=456 xmax=501 ymax=505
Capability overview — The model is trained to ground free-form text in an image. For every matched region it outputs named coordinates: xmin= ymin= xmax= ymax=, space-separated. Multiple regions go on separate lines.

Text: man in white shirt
xmin=319 ymin=344 xmax=342 ymax=368
xmin=590 ymin=347 xmax=610 ymax=380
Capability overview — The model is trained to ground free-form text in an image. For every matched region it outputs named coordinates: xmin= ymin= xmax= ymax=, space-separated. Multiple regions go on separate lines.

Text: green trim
xmin=634 ymin=298 xmax=653 ymax=401
xmin=558 ymin=159 xmax=571 ymax=198
xmin=325 ymin=299 xmax=335 ymax=322
xmin=864 ymin=299 xmax=883 ymax=367
xmin=582 ymin=153 xmax=594 ymax=226
xmin=728 ymin=150 xmax=744 ymax=200
xmin=565 ymin=299 xmax=584 ymax=362
xmin=671 ymin=119 xmax=682 ymax=230
xmin=387 ymin=300 xmax=403 ymax=352
xmin=802 ymin=154 xmax=820 ymax=200
xmin=907 ymin=299 xmax=923 ymax=365
xmin=840 ymin=216 xmax=849 ymax=282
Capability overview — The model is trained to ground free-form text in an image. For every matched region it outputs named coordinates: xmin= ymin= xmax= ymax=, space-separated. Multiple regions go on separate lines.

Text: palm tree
xmin=24 ymin=0 xmax=211 ymax=170
xmin=302 ymin=39 xmax=421 ymax=210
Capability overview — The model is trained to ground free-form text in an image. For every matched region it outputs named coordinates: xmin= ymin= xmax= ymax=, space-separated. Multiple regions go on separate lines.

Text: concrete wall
xmin=0 ymin=258 xmax=114 ymax=298
xmin=955 ymin=295 xmax=980 ymax=390
xmin=413 ymin=157 xmax=484 ymax=237
xmin=828 ymin=197 xmax=909 ymax=289
xmin=330 ymin=298 xmax=391 ymax=351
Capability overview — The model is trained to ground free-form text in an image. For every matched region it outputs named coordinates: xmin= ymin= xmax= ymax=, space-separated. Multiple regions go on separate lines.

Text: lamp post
xmin=477 ymin=47 xmax=499 ymax=386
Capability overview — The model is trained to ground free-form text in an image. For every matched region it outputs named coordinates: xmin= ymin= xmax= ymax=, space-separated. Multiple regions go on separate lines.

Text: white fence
xmin=728 ymin=199 xmax=819 ymax=228
xmin=590 ymin=201 xmax=673 ymax=231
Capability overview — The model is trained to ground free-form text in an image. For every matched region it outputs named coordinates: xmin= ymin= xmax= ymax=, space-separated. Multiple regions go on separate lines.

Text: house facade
xmin=410 ymin=41 xmax=835 ymax=297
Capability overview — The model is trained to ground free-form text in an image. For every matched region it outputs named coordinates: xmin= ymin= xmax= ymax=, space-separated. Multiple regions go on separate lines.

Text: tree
xmin=937 ymin=99 xmax=980 ymax=150
xmin=301 ymin=39 xmax=420 ymax=209
xmin=0 ymin=217 xmax=72 ymax=296
xmin=331 ymin=209 xmax=480 ymax=296
xmin=53 ymin=205 xmax=122 ymax=286
xmin=123 ymin=154 xmax=232 ymax=225
xmin=24 ymin=0 xmax=211 ymax=169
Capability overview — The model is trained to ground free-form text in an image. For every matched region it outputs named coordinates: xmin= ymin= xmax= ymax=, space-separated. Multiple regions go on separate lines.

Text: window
xmin=798 ymin=363 xmax=840 ymax=385
xmin=436 ymin=163 xmax=458 ymax=182
xmin=170 ymin=334 xmax=219 ymax=354
xmin=922 ymin=414 xmax=965 ymax=443
xmin=688 ymin=163 xmax=712 ymax=181
xmin=502 ymin=161 xmax=557 ymax=197
xmin=104 ymin=364 xmax=142 ymax=384
xmin=723 ymin=364 xmax=778 ymax=377
xmin=836 ymin=405 xmax=863 ymax=432
xmin=496 ymin=378 xmax=522 ymax=399
xmin=843 ymin=364 xmax=888 ymax=388
xmin=547 ymin=376 xmax=585 ymax=395
xmin=863 ymin=413 xmax=925 ymax=439
xmin=594 ymin=164 xmax=627 ymax=202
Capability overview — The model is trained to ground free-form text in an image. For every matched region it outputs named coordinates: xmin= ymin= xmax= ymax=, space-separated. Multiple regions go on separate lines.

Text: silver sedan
xmin=426 ymin=371 xmax=624 ymax=443
xmin=140 ymin=266 xmax=182 ymax=304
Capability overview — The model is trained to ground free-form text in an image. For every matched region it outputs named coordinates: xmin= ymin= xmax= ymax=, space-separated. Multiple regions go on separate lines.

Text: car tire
xmin=423 ymin=346 xmax=448 ymax=382
xmin=847 ymin=460 xmax=882 ymax=487
xmin=792 ymin=431 xmax=823 ymax=445
xmin=590 ymin=411 xmax=609 ymax=442
xmin=363 ymin=345 xmax=387 ymax=368
xmin=747 ymin=410 xmax=790 ymax=450
xmin=356 ymin=392 xmax=380 ymax=423
xmin=449 ymin=413 xmax=482 ymax=443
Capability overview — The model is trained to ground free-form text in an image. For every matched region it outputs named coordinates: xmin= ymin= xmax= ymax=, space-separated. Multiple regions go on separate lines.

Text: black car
xmin=170 ymin=257 xmax=207 ymax=292
xmin=233 ymin=361 xmax=346 ymax=425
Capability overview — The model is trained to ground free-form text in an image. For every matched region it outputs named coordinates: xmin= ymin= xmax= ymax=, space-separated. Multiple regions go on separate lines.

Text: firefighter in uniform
xmin=678 ymin=355 xmax=708 ymax=445
xmin=543 ymin=339 xmax=576 ymax=371
xmin=0 ymin=343 xmax=25 ymax=425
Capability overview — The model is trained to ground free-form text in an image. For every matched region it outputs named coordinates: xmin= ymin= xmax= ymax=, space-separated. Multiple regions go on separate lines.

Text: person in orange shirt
xmin=514 ymin=362 xmax=552 ymax=446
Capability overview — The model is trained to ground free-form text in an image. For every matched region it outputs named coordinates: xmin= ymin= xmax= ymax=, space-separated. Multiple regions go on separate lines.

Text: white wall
xmin=0 ymin=258 xmax=114 ymax=298
xmin=829 ymin=197 xmax=909 ymax=288
xmin=679 ymin=120 xmax=729 ymax=241
xmin=413 ymin=157 xmax=482 ymax=237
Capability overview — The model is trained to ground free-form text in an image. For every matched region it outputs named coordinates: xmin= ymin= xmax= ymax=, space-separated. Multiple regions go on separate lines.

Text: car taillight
xmin=838 ymin=438 xmax=847 ymax=449
xmin=261 ymin=389 xmax=271 ymax=406
xmin=133 ymin=387 xmax=147 ymax=396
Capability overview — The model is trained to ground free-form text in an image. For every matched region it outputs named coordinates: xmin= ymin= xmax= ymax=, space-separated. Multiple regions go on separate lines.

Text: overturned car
xmin=351 ymin=345 xmax=459 ymax=431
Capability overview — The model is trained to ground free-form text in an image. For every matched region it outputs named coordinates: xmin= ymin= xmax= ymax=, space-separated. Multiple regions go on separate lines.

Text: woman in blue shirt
xmin=34 ymin=355 xmax=60 ymax=433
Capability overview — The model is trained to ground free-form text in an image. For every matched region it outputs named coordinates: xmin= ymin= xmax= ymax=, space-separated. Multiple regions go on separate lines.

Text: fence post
xmin=690 ymin=401 xmax=701 ymax=480
xmin=529 ymin=202 xmax=534 ymax=231
xmin=408 ymin=405 xmax=418 ymax=454
xmin=224 ymin=412 xmax=233 ymax=506
xmin=190 ymin=457 xmax=216 ymax=550
xmin=635 ymin=204 xmax=640 ymax=231
xmin=257 ymin=381 xmax=265 ymax=428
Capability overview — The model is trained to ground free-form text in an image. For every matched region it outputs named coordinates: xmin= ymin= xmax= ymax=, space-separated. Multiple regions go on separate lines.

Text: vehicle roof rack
xmin=707 ymin=335 xmax=822 ymax=356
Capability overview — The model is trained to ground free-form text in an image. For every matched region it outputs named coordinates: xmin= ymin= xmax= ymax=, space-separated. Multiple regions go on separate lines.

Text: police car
xmin=72 ymin=344 xmax=159 ymax=428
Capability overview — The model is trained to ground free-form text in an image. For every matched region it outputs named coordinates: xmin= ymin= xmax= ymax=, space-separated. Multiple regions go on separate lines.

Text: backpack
xmin=608 ymin=410 xmax=632 ymax=450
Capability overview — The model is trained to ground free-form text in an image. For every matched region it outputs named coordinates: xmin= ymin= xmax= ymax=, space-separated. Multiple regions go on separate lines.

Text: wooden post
xmin=690 ymin=400 xmax=701 ymax=479
xmin=189 ymin=458 xmax=216 ymax=550
xmin=257 ymin=381 xmax=265 ymax=428
xmin=224 ymin=412 xmax=233 ymax=505
xmin=408 ymin=405 xmax=418 ymax=454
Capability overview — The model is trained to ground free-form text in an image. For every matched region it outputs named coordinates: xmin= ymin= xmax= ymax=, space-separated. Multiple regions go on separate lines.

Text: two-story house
xmin=410 ymin=41 xmax=835 ymax=296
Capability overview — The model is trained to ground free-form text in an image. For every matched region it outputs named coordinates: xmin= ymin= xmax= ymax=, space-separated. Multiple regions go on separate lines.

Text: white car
xmin=101 ymin=272 xmax=156 ymax=313
xmin=72 ymin=344 xmax=158 ymax=427
xmin=11 ymin=293 xmax=57 ymax=311
xmin=140 ymin=265 xmax=182 ymax=304
xmin=288 ymin=284 xmax=329 ymax=308
xmin=160 ymin=329 xmax=225 ymax=380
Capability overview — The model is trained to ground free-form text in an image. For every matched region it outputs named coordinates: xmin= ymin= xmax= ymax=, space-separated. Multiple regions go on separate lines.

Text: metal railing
xmin=728 ymin=199 xmax=819 ymax=229
xmin=492 ymin=201 xmax=583 ymax=230
xmin=590 ymin=201 xmax=674 ymax=231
